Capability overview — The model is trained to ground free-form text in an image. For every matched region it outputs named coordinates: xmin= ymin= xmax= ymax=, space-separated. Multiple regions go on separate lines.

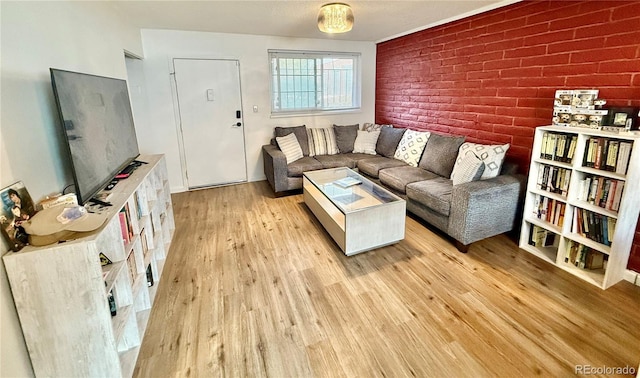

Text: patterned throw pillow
xmin=362 ymin=123 xmax=392 ymax=132
xmin=307 ymin=127 xmax=339 ymax=156
xmin=451 ymin=151 xmax=485 ymax=185
xmin=353 ymin=130 xmax=380 ymax=155
xmin=454 ymin=142 xmax=510 ymax=179
xmin=275 ymin=133 xmax=303 ymax=164
xmin=393 ymin=130 xmax=431 ymax=167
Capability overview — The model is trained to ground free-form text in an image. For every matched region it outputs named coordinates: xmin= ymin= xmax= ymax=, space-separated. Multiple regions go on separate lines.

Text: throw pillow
xmin=451 ymin=151 xmax=485 ymax=185
xmin=275 ymin=125 xmax=309 ymax=156
xmin=456 ymin=142 xmax=510 ymax=179
xmin=393 ymin=129 xmax=431 ymax=167
xmin=376 ymin=127 xmax=406 ymax=158
xmin=353 ymin=130 xmax=380 ymax=155
xmin=418 ymin=134 xmax=466 ymax=177
xmin=362 ymin=123 xmax=392 ymax=132
xmin=275 ymin=133 xmax=303 ymax=164
xmin=307 ymin=127 xmax=339 ymax=156
xmin=333 ymin=124 xmax=359 ymax=153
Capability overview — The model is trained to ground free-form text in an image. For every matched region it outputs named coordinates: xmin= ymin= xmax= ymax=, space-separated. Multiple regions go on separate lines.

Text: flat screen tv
xmin=50 ymin=69 xmax=140 ymax=205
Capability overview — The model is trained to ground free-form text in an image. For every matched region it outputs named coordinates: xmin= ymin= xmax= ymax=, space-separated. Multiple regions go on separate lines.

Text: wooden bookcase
xmin=3 ymin=154 xmax=175 ymax=377
xmin=519 ymin=126 xmax=640 ymax=289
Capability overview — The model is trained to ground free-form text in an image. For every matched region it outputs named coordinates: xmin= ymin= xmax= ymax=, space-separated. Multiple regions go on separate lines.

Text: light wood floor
xmin=134 ymin=181 xmax=640 ymax=377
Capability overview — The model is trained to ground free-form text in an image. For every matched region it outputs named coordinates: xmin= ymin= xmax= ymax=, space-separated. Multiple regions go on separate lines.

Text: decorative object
xmin=453 ymin=142 xmax=509 ymax=179
xmin=307 ymin=127 xmax=339 ymax=156
xmin=451 ymin=152 xmax=485 ymax=186
xmin=552 ymin=89 xmax=608 ymax=129
xmin=362 ymin=123 xmax=391 ymax=132
xmin=275 ymin=125 xmax=309 ymax=156
xmin=0 ymin=181 xmax=37 ymax=252
xmin=393 ymin=130 xmax=431 ymax=167
xmin=276 ymin=133 xmax=304 ymax=164
xmin=353 ymin=130 xmax=380 ymax=155
xmin=376 ymin=127 xmax=406 ymax=158
xmin=333 ymin=124 xmax=359 ymax=153
xmin=318 ymin=3 xmax=354 ymax=34
xmin=602 ymin=107 xmax=639 ymax=132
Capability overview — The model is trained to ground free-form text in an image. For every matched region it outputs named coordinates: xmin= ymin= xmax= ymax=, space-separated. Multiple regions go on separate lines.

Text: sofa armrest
xmin=262 ymin=144 xmax=289 ymax=193
xmin=448 ymin=174 xmax=525 ymax=245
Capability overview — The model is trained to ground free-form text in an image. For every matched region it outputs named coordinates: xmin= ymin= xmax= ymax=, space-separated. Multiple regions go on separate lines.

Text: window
xmin=269 ymin=50 xmax=360 ymax=115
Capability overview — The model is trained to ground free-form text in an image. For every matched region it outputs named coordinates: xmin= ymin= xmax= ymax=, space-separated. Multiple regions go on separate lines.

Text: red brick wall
xmin=375 ymin=0 xmax=640 ymax=272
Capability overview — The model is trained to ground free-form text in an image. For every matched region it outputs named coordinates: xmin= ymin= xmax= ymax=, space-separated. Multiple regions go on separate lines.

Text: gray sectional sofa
xmin=262 ymin=124 xmax=524 ymax=249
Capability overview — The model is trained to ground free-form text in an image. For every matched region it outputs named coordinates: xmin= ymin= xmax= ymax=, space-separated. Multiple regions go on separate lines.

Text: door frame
xmin=169 ymin=56 xmax=249 ymax=190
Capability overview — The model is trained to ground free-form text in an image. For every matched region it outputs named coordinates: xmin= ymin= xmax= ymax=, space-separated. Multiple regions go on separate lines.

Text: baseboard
xmin=623 ymin=269 xmax=640 ymax=286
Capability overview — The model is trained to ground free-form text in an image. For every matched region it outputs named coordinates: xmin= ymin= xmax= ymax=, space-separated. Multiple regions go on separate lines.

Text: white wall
xmin=0 ymin=2 xmax=142 ymax=376
xmin=133 ymin=29 xmax=376 ymax=192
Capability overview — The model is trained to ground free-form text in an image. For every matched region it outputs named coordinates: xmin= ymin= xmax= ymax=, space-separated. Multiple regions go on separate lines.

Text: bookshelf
xmin=520 ymin=126 xmax=640 ymax=289
xmin=3 ymin=154 xmax=175 ymax=377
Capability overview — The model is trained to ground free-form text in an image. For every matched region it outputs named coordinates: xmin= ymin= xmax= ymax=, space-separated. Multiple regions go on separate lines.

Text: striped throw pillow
xmin=451 ymin=151 xmax=485 ymax=185
xmin=307 ymin=127 xmax=339 ymax=156
xmin=275 ymin=133 xmax=303 ymax=164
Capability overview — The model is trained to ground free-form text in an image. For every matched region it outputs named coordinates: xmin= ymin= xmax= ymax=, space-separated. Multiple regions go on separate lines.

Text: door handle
xmin=232 ymin=122 xmax=242 ymax=127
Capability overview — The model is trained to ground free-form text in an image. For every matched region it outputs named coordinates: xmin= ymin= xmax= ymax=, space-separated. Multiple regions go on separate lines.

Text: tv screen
xmin=50 ymin=69 xmax=140 ymax=205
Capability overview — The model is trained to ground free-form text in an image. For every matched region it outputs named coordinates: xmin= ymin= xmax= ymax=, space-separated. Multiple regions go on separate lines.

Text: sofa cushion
xmin=451 ymin=151 xmax=485 ymax=185
xmin=454 ymin=142 xmax=510 ymax=179
xmin=357 ymin=156 xmax=407 ymax=178
xmin=353 ymin=130 xmax=380 ymax=155
xmin=275 ymin=133 xmax=303 ymax=164
xmin=394 ymin=130 xmax=431 ymax=167
xmin=376 ymin=127 xmax=406 ymax=158
xmin=340 ymin=153 xmax=378 ymax=167
xmin=333 ymin=124 xmax=359 ymax=153
xmin=308 ymin=127 xmax=339 ymax=156
xmin=379 ymin=166 xmax=440 ymax=194
xmin=314 ymin=154 xmax=357 ymax=169
xmin=419 ymin=134 xmax=465 ymax=177
xmin=287 ymin=157 xmax=323 ymax=177
xmin=406 ymin=177 xmax=453 ymax=216
xmin=275 ymin=125 xmax=309 ymax=156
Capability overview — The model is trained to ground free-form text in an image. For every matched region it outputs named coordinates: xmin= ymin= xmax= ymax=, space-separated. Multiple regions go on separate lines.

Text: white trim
xmin=376 ymin=0 xmax=522 ymax=44
xmin=623 ymin=269 xmax=639 ymax=285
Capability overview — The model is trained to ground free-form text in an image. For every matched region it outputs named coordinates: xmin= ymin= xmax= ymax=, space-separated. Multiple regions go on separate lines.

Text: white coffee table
xmin=303 ymin=167 xmax=406 ymax=255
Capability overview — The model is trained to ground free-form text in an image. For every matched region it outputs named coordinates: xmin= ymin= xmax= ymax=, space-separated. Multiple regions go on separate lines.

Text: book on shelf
xmin=146 ymin=264 xmax=154 ymax=287
xmin=118 ymin=211 xmax=130 ymax=244
xmin=572 ymin=207 xmax=616 ymax=246
xmin=539 ymin=132 xmax=577 ymax=163
xmin=532 ymin=194 xmax=565 ymax=228
xmin=536 ymin=165 xmax=571 ymax=196
xmin=583 ymin=137 xmax=633 ymax=174
xmin=577 ymin=175 xmax=624 ymax=212
xmin=528 ymin=224 xmax=556 ymax=248
xmin=565 ymin=241 xmax=605 ymax=270
xmin=126 ymin=250 xmax=138 ymax=282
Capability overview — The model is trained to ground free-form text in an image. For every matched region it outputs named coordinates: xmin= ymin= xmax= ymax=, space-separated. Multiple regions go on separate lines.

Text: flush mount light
xmin=318 ymin=3 xmax=354 ymax=34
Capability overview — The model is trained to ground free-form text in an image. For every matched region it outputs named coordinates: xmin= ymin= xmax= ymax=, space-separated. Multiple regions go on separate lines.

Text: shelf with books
xmin=3 ymin=154 xmax=175 ymax=377
xmin=582 ymin=136 xmax=633 ymax=175
xmin=520 ymin=126 xmax=640 ymax=289
xmin=558 ymin=239 xmax=607 ymax=287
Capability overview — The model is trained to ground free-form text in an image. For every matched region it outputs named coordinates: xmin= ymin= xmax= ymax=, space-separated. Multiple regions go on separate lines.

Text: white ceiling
xmin=113 ymin=0 xmax=520 ymax=43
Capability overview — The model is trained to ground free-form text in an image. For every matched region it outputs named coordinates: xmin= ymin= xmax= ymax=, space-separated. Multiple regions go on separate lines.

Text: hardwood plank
xmin=134 ymin=181 xmax=640 ymax=377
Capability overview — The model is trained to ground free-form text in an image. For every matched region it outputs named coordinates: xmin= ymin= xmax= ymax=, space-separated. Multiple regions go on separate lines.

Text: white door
xmin=173 ymin=59 xmax=247 ymax=189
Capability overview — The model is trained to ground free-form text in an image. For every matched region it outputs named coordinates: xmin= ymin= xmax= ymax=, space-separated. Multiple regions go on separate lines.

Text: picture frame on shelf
xmin=0 ymin=181 xmax=37 ymax=252
xmin=603 ymin=107 xmax=639 ymax=131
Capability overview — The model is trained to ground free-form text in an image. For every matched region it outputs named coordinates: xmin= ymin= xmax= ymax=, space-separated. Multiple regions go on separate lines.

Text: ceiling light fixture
xmin=318 ymin=3 xmax=354 ymax=34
